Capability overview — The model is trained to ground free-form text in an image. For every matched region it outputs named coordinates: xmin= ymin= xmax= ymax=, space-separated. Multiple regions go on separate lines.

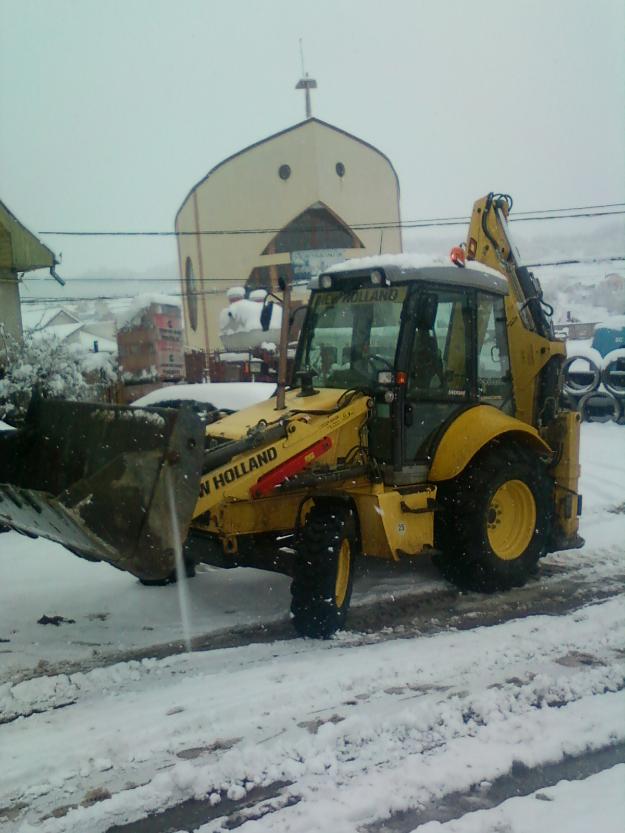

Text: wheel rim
xmin=335 ymin=539 xmax=351 ymax=607
xmin=486 ymin=479 xmax=536 ymax=561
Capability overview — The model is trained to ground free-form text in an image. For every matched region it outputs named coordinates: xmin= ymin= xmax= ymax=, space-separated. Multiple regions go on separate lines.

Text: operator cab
xmin=293 ymin=256 xmax=513 ymax=484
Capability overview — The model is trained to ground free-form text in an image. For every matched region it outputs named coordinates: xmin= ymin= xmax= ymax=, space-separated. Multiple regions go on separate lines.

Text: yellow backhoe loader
xmin=0 ymin=193 xmax=582 ymax=637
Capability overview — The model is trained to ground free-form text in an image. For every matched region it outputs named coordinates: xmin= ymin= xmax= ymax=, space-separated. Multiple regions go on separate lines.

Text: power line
xmin=10 ymin=254 xmax=624 ymax=285
xmin=526 ymin=255 xmax=625 ymax=268
xmin=17 ymin=256 xmax=625 ymax=305
xmin=508 ymin=201 xmax=625 ymax=214
xmin=36 ymin=203 xmax=625 ymax=237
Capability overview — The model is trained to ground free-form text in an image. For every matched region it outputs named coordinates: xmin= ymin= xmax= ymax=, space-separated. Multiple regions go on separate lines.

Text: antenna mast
xmin=295 ymin=39 xmax=317 ymax=119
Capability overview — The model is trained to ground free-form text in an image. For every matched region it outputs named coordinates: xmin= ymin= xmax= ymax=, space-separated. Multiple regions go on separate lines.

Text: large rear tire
xmin=434 ymin=444 xmax=552 ymax=592
xmin=290 ymin=503 xmax=357 ymax=638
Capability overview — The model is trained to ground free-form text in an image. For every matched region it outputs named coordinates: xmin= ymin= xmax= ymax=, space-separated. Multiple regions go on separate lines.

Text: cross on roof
xmin=295 ymin=74 xmax=317 ymax=119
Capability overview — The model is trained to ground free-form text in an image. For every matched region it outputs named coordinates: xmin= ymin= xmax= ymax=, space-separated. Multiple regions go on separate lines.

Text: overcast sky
xmin=1 ymin=0 xmax=624 ymax=290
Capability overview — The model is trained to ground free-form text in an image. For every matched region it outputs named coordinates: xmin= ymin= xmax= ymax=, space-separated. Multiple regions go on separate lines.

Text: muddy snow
xmin=0 ymin=422 xmax=623 ymax=832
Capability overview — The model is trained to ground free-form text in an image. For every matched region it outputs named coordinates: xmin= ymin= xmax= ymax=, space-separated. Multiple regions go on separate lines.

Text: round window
xmin=185 ymin=257 xmax=198 ymax=332
xmin=278 ymin=164 xmax=291 ymax=180
xmin=336 ymin=162 xmax=346 ymax=177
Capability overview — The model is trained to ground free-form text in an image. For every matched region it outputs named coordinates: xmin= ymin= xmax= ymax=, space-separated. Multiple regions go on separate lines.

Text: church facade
xmin=175 ymin=117 xmax=402 ymax=354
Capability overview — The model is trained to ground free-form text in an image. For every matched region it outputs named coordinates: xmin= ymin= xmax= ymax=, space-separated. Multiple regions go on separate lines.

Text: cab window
xmin=476 ymin=293 xmax=513 ymax=411
xmin=407 ymin=289 xmax=472 ymax=399
xmin=298 ymin=286 xmax=407 ymax=388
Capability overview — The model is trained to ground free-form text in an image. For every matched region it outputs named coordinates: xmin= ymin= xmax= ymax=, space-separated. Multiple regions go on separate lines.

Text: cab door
xmin=402 ymin=285 xmax=476 ymax=463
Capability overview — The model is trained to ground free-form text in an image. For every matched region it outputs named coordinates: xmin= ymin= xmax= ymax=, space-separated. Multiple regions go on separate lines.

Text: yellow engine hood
xmin=207 ymin=388 xmax=356 ymax=441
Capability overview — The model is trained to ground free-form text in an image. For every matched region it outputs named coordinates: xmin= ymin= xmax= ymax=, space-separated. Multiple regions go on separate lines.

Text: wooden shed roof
xmin=0 ymin=200 xmax=57 ymax=273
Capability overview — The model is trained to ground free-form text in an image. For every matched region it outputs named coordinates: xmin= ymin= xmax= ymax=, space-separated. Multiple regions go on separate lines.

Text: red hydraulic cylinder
xmin=250 ymin=436 xmax=333 ymax=498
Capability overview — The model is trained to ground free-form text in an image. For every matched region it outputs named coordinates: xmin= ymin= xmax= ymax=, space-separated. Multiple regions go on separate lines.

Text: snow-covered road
xmin=0 ymin=423 xmax=624 ymax=832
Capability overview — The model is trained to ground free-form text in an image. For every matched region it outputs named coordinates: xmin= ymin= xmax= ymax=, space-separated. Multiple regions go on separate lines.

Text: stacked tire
xmin=563 ymin=348 xmax=625 ymax=424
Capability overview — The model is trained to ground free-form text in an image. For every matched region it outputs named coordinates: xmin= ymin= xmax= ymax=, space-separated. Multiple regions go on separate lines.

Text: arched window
xmin=262 ymin=202 xmax=364 ymax=255
xmin=185 ymin=257 xmax=198 ymax=331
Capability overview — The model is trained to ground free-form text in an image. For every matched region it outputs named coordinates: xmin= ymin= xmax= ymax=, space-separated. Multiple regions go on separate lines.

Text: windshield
xmin=295 ymin=286 xmax=407 ymax=388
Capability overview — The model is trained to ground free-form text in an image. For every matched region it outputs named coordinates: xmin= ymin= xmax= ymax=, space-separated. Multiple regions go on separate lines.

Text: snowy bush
xmin=0 ymin=332 xmax=115 ymax=423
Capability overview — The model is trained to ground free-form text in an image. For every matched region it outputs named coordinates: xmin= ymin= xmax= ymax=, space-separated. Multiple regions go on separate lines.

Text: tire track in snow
xmin=2 ymin=566 xmax=623 ymax=726
xmin=2 ymin=597 xmax=624 ymax=833
xmin=362 ymin=742 xmax=625 ymax=833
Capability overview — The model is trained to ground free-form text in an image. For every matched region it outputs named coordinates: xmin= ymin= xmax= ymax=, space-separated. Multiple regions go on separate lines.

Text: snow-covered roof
xmin=320 ymin=253 xmax=509 ymax=294
xmin=21 ymin=306 xmax=81 ymax=331
xmin=29 ymin=321 xmax=84 ymax=342
xmin=328 ymin=252 xmax=505 ymax=279
xmin=115 ymin=294 xmax=181 ymax=329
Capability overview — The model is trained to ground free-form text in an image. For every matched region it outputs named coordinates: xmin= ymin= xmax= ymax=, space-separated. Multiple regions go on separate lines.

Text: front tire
xmin=434 ymin=444 xmax=552 ymax=592
xmin=290 ymin=503 xmax=357 ymax=638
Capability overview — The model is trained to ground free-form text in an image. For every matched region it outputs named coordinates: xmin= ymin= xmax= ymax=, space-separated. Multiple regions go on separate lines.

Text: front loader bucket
xmin=0 ymin=399 xmax=205 ymax=580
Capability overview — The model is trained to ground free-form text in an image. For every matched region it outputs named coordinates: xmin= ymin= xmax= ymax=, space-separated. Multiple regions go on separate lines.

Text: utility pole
xmin=295 ymin=39 xmax=317 ymax=119
xmin=275 ymin=275 xmax=291 ymax=410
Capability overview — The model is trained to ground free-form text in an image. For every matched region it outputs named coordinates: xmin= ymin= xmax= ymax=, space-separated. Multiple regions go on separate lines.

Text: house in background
xmin=0 ymin=199 xmax=61 ymax=342
xmin=175 ymin=116 xmax=402 ymax=358
xmin=117 ymin=299 xmax=184 ymax=397
xmin=21 ymin=305 xmax=117 ymax=355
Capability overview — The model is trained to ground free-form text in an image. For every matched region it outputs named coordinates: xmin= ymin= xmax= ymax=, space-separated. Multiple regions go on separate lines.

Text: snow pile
xmin=219 ymin=299 xmax=282 ymax=334
xmin=219 ymin=299 xmax=263 ymax=336
xmin=219 ymin=296 xmax=282 ymax=350
xmin=132 ymin=381 xmax=275 ymax=411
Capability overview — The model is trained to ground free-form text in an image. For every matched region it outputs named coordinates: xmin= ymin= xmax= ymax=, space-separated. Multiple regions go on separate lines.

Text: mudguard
xmin=428 ymin=405 xmax=552 ymax=482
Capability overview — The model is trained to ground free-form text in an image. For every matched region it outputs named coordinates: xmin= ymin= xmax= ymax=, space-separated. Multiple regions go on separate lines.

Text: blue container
xmin=592 ymin=321 xmax=625 ymax=357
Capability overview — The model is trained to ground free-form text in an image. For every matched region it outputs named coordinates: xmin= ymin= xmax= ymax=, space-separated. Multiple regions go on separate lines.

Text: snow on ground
xmin=1 ymin=594 xmax=623 ymax=832
xmin=415 ymin=765 xmax=625 ymax=833
xmin=0 ymin=422 xmax=623 ymax=832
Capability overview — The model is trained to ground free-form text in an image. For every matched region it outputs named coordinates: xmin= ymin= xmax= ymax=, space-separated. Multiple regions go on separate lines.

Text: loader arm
xmin=190 ymin=388 xmax=371 ymax=544
xmin=466 ymin=193 xmax=566 ymax=428
xmin=466 ymin=193 xmax=582 ymax=551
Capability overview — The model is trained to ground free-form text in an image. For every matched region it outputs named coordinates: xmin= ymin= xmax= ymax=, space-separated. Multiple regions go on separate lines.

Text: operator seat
xmin=410 ymin=328 xmax=445 ymax=391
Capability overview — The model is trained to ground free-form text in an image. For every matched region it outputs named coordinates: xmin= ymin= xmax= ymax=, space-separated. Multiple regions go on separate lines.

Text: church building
xmin=175 ymin=93 xmax=402 ymax=356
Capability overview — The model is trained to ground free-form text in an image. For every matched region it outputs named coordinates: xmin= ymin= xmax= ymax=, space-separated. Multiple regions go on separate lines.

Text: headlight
xmin=320 ymin=274 xmax=333 ymax=289
xmin=370 ymin=270 xmax=383 ymax=285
